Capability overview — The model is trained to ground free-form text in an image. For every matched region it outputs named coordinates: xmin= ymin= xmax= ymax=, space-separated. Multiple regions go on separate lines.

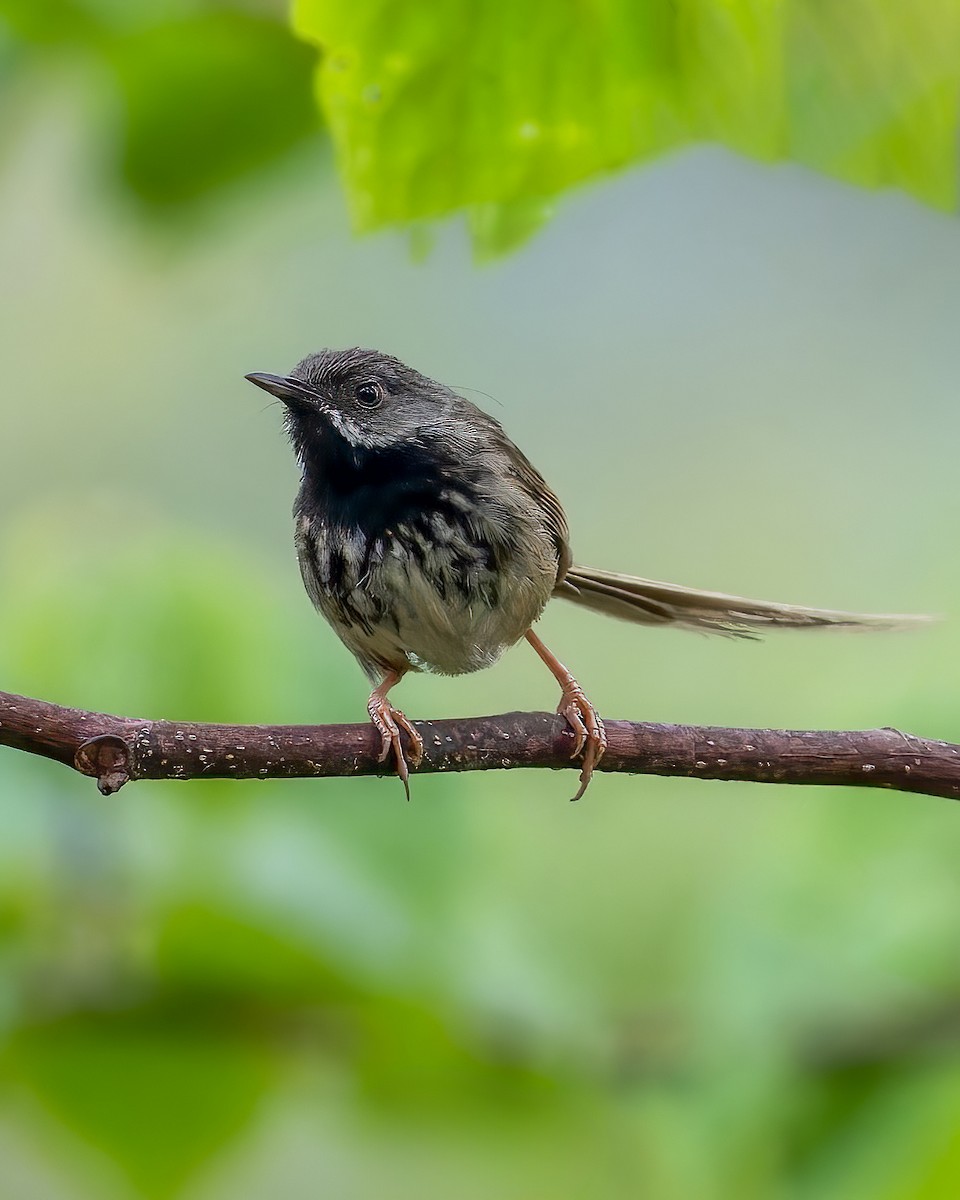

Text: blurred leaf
xmin=468 ymin=197 xmax=555 ymax=261
xmin=0 ymin=2 xmax=320 ymax=212
xmin=353 ymin=992 xmax=559 ymax=1116
xmin=154 ymin=902 xmax=360 ymax=1008
xmin=787 ymin=0 xmax=960 ymax=209
xmin=7 ymin=1013 xmax=272 ymax=1198
xmin=107 ymin=12 xmax=318 ymax=207
xmin=790 ymin=1059 xmax=960 ymax=1200
xmin=0 ymin=22 xmax=21 ymax=87
xmin=293 ymin=0 xmax=960 ymax=254
xmin=0 ymin=0 xmax=99 ymax=46
xmin=0 ymin=502 xmax=336 ymax=724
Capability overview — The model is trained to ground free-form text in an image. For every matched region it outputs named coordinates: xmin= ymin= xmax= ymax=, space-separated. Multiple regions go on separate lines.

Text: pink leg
xmin=525 ymin=629 xmax=607 ymax=801
xmin=367 ymin=670 xmax=424 ymax=801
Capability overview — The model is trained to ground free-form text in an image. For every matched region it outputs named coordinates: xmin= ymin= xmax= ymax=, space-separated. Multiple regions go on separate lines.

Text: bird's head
xmin=246 ymin=347 xmax=474 ymax=462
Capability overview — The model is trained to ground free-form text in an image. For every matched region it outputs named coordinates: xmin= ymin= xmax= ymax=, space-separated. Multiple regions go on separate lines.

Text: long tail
xmin=557 ymin=565 xmax=930 ymax=637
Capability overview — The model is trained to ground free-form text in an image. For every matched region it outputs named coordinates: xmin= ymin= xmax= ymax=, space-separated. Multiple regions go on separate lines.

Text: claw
xmin=367 ymin=686 xmax=424 ymax=801
xmin=525 ymin=629 xmax=607 ymax=801
xmin=557 ymin=683 xmax=607 ymax=801
xmin=525 ymin=629 xmax=607 ymax=800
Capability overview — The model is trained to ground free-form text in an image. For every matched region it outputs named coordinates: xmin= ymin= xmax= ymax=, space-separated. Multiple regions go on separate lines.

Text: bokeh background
xmin=2 ymin=2 xmax=960 ymax=1197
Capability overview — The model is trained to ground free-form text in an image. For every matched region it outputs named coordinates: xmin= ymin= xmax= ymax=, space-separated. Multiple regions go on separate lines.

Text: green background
xmin=1 ymin=2 xmax=959 ymax=1196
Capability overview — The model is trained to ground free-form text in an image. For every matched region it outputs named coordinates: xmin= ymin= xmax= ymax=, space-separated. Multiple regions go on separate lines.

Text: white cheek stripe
xmin=325 ymin=409 xmax=385 ymax=449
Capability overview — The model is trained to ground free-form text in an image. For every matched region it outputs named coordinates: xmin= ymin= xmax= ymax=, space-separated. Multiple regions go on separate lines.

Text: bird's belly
xmin=390 ymin=559 xmax=547 ymax=675
xmin=353 ymin=555 xmax=550 ymax=677
xmin=298 ymin=517 xmax=555 ymax=679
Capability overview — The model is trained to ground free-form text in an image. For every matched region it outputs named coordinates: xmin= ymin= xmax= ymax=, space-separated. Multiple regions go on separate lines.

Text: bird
xmin=246 ymin=348 xmax=921 ymax=800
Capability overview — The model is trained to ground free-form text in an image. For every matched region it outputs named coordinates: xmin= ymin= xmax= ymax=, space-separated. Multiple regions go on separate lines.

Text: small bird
xmin=247 ymin=348 xmax=919 ymax=800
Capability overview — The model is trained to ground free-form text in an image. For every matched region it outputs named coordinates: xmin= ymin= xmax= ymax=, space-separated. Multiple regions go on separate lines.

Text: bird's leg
xmin=525 ymin=629 xmax=607 ymax=801
xmin=367 ymin=670 xmax=424 ymax=801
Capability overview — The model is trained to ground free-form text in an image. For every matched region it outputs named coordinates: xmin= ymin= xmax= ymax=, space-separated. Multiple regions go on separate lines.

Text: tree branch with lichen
xmin=1 ymin=689 xmax=957 ymax=801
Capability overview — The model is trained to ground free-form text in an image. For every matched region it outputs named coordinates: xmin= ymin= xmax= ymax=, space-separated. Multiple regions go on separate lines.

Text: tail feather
xmin=557 ymin=566 xmax=930 ymax=637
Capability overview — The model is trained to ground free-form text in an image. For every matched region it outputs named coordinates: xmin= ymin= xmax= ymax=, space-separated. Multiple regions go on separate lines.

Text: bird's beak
xmin=244 ymin=372 xmax=318 ymax=409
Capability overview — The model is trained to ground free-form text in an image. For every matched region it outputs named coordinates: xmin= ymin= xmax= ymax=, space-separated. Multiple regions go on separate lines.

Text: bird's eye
xmin=355 ymin=381 xmax=384 ymax=409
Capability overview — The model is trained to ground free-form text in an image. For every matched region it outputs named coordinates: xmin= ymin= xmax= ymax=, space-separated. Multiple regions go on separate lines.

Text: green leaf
xmin=786 ymin=0 xmax=960 ymax=209
xmin=107 ymin=11 xmax=318 ymax=208
xmin=0 ymin=3 xmax=321 ymax=211
xmin=7 ymin=1013 xmax=272 ymax=1198
xmin=154 ymin=903 xmax=362 ymax=1007
xmin=292 ymin=0 xmax=960 ymax=254
xmin=0 ymin=0 xmax=99 ymax=46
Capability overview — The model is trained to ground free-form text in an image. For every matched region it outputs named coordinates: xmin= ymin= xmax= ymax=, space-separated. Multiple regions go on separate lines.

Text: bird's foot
xmin=367 ymin=692 xmax=424 ymax=801
xmin=557 ymin=683 xmax=607 ymax=801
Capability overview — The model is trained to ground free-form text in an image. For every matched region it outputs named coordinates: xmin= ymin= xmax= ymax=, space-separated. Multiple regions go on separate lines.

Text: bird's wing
xmin=500 ymin=440 xmax=572 ymax=584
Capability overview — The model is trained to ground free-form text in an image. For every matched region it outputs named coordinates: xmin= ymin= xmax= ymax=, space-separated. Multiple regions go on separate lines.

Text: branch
xmin=1 ymin=689 xmax=958 ymax=800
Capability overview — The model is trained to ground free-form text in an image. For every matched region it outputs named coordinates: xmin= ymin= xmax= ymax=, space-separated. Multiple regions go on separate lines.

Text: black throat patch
xmin=295 ymin=419 xmax=480 ymax=537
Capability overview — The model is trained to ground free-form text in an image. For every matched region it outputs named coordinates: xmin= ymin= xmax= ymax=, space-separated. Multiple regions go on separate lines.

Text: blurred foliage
xmin=2 ymin=1 xmax=959 ymax=251
xmin=294 ymin=0 xmax=960 ymax=254
xmin=9 ymin=1014 xmax=273 ymax=1197
xmin=3 ymin=3 xmax=960 ymax=1197
xmin=2 ymin=506 xmax=960 ymax=1197
xmin=108 ymin=13 xmax=317 ymax=206
xmin=0 ymin=0 xmax=318 ymax=211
